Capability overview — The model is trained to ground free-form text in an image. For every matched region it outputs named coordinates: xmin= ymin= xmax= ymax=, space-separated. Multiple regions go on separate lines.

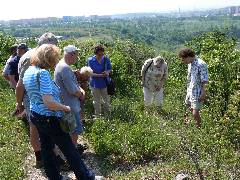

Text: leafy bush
xmin=59 ymin=38 xmax=155 ymax=96
xmin=0 ymin=32 xmax=16 ymax=64
xmin=0 ymin=77 xmax=29 ymax=179
xmin=187 ymin=30 xmax=240 ymax=117
xmin=220 ymin=88 xmax=240 ymax=149
xmin=85 ymin=99 xmax=180 ymax=163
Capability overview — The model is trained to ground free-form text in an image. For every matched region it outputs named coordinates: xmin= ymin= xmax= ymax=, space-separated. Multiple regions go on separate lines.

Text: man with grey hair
xmin=141 ymin=56 xmax=168 ymax=113
xmin=54 ymin=45 xmax=86 ymax=152
xmin=14 ymin=32 xmax=60 ymax=168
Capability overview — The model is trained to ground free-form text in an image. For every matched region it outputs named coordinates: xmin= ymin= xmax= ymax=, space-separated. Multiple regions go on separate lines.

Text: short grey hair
xmin=38 ymin=32 xmax=58 ymax=46
xmin=80 ymin=66 xmax=93 ymax=76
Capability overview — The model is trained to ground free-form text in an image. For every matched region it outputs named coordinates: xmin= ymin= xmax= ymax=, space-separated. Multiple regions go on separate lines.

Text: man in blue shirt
xmin=87 ymin=45 xmax=112 ymax=118
xmin=8 ymin=43 xmax=28 ymax=89
xmin=2 ymin=44 xmax=17 ymax=84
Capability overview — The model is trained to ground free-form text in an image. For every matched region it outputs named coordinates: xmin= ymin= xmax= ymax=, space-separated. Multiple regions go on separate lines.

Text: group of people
xmin=141 ymin=48 xmax=208 ymax=128
xmin=2 ymin=31 xmax=208 ymax=179
xmin=3 ymin=43 xmax=28 ymax=89
xmin=3 ymin=33 xmax=109 ymax=180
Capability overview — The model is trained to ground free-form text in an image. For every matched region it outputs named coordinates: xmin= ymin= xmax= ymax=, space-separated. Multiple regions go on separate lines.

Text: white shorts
xmin=143 ymin=87 xmax=164 ymax=107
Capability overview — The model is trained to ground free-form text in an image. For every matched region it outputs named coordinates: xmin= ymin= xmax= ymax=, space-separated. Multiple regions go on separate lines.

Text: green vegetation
xmin=0 ymin=76 xmax=29 ymax=179
xmin=0 ymin=16 xmax=239 ymax=179
xmin=1 ymin=15 xmax=240 ymax=52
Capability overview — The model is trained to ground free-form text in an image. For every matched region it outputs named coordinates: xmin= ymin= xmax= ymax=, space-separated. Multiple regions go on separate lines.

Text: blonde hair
xmin=80 ymin=66 xmax=93 ymax=76
xmin=31 ymin=44 xmax=60 ymax=69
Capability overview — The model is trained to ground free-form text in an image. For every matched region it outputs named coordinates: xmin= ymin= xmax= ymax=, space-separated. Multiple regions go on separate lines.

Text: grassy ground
xmin=0 ymin=76 xmax=29 ymax=179
xmin=0 ymin=72 xmax=238 ymax=179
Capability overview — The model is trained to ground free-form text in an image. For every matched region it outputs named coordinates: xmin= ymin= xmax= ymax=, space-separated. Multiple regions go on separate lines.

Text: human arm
xmin=61 ymin=67 xmax=84 ymax=99
xmin=199 ymin=82 xmax=207 ymax=102
xmin=91 ymin=72 xmax=106 ymax=77
xmin=14 ymin=57 xmax=29 ymax=115
xmin=199 ymin=63 xmax=209 ymax=102
xmin=14 ymin=79 xmax=25 ymax=115
xmin=73 ymin=86 xmax=85 ymax=100
xmin=42 ymin=94 xmax=70 ymax=112
xmin=141 ymin=59 xmax=152 ymax=86
xmin=102 ymin=57 xmax=112 ymax=76
xmin=2 ymin=61 xmax=11 ymax=81
xmin=40 ymin=70 xmax=70 ymax=112
xmin=162 ymin=63 xmax=168 ymax=85
xmin=9 ymin=75 xmax=17 ymax=89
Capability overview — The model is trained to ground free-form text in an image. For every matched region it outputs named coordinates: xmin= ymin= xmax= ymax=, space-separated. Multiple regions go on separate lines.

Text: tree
xmin=187 ymin=30 xmax=240 ymax=117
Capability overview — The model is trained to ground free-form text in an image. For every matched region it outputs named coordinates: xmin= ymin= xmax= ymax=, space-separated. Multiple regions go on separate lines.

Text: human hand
xmin=64 ymin=106 xmax=71 ymax=113
xmin=155 ymin=85 xmax=162 ymax=91
xmin=199 ymin=89 xmax=206 ymax=102
xmin=102 ymin=71 xmax=109 ymax=77
xmin=12 ymin=103 xmax=24 ymax=116
xmin=79 ymin=88 xmax=85 ymax=101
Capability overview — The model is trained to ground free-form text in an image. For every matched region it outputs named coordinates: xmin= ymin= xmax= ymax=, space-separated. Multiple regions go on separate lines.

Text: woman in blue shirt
xmin=87 ymin=44 xmax=112 ymax=118
xmin=23 ymin=44 xmax=95 ymax=180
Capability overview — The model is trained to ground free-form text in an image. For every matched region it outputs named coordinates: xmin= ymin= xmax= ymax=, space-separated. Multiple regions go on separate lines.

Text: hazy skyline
xmin=0 ymin=0 xmax=239 ymax=21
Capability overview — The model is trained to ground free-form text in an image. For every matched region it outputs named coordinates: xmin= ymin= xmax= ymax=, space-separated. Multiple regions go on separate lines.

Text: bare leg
xmin=184 ymin=106 xmax=191 ymax=125
xmin=71 ymin=134 xmax=78 ymax=146
xmin=192 ymin=109 xmax=201 ymax=128
xmin=30 ymin=123 xmax=41 ymax=152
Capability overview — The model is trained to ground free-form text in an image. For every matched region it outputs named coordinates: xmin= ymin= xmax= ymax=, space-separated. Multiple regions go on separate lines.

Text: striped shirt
xmin=185 ymin=58 xmax=209 ymax=103
xmin=23 ymin=66 xmax=63 ymax=117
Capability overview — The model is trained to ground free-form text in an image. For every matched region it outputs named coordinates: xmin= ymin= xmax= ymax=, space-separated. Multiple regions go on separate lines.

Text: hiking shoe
xmin=35 ymin=160 xmax=44 ymax=169
xmin=76 ymin=144 xmax=88 ymax=155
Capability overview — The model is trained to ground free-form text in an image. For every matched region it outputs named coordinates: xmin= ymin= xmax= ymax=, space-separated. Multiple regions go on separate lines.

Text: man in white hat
xmin=54 ymin=45 xmax=86 ymax=152
xmin=141 ymin=56 xmax=168 ymax=113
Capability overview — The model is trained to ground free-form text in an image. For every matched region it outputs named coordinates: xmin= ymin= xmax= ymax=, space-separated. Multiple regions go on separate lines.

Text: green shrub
xmin=187 ymin=30 xmax=240 ymax=117
xmin=0 ymin=77 xmax=29 ymax=179
xmin=0 ymin=32 xmax=16 ymax=64
xmin=85 ymin=99 xmax=180 ymax=163
xmin=220 ymin=88 xmax=240 ymax=149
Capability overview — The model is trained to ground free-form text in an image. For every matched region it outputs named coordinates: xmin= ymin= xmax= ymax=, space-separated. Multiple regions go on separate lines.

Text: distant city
xmin=0 ymin=5 xmax=239 ymax=27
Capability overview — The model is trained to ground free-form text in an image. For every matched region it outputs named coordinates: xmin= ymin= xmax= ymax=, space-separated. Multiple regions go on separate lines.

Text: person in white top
xmin=141 ymin=56 xmax=168 ymax=113
xmin=178 ymin=48 xmax=208 ymax=128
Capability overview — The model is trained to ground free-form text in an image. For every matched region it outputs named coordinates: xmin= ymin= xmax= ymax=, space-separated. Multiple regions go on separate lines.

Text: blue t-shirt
xmin=9 ymin=56 xmax=20 ymax=82
xmin=23 ymin=66 xmax=63 ymax=117
xmin=87 ymin=55 xmax=112 ymax=88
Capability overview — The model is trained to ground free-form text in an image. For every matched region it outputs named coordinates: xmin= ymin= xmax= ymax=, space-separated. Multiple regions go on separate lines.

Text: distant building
xmin=229 ymin=6 xmax=240 ymax=16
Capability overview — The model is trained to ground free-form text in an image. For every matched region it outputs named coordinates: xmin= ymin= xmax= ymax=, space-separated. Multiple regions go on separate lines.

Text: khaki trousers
xmin=92 ymin=87 xmax=110 ymax=117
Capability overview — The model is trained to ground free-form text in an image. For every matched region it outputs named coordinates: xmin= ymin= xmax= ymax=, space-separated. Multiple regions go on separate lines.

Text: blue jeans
xmin=30 ymin=111 xmax=94 ymax=180
xmin=72 ymin=111 xmax=84 ymax=135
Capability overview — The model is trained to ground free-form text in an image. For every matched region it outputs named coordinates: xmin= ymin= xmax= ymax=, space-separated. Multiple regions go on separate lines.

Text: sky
xmin=0 ymin=0 xmax=239 ymax=21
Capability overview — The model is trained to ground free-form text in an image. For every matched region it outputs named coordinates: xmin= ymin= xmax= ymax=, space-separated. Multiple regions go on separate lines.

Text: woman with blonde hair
xmin=23 ymin=44 xmax=96 ymax=180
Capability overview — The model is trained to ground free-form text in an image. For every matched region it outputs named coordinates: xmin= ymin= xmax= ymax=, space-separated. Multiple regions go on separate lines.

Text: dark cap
xmin=18 ymin=43 xmax=28 ymax=51
xmin=9 ymin=44 xmax=18 ymax=53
